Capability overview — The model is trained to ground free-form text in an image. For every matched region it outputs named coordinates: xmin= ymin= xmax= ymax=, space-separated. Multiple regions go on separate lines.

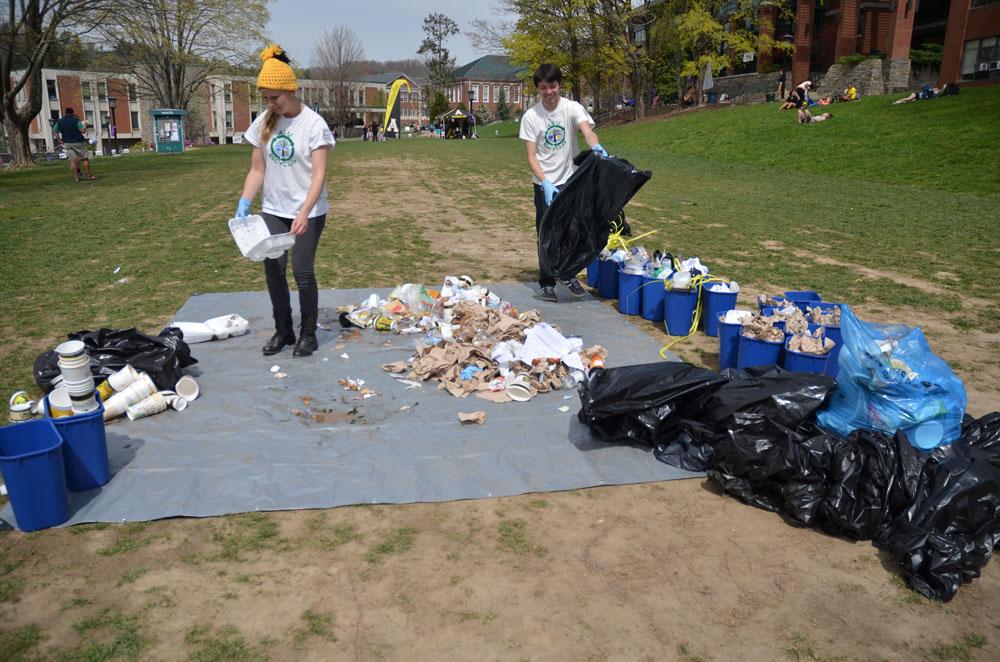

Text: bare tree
xmin=467 ymin=13 xmax=513 ymax=54
xmin=1 ymin=0 xmax=109 ymax=167
xmin=98 ymin=0 xmax=270 ymax=111
xmin=311 ymin=26 xmax=365 ymax=133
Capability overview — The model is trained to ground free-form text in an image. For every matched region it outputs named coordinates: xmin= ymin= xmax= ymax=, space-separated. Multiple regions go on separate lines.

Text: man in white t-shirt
xmin=520 ymin=63 xmax=607 ymax=302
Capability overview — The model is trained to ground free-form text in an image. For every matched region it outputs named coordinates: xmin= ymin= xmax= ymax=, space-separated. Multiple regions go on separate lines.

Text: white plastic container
xmin=228 ymin=214 xmax=295 ymax=262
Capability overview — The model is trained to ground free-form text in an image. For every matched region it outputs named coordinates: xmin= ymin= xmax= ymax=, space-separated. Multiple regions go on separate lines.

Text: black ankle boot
xmin=293 ymin=314 xmax=318 ymax=357
xmin=262 ymin=309 xmax=295 ymax=356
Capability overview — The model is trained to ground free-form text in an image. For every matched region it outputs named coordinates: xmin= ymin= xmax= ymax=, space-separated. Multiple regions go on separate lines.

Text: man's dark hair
xmin=533 ymin=64 xmax=562 ymax=87
xmin=65 ymin=107 xmax=75 ymax=115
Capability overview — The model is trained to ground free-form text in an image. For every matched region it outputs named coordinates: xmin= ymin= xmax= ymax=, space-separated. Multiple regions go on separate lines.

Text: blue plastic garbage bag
xmin=817 ymin=306 xmax=967 ymax=449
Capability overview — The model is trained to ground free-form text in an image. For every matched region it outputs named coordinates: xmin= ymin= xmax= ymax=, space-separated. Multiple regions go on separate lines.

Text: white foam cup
xmin=62 ymin=375 xmax=96 ymax=396
xmin=103 ymin=373 xmax=156 ymax=419
xmin=108 ymin=364 xmax=140 ymax=392
xmin=55 ymin=340 xmax=86 ymax=359
xmin=505 ymin=373 xmax=536 ymax=402
xmin=70 ymin=390 xmax=99 ymax=414
xmin=47 ymin=387 xmax=74 ymax=418
xmin=126 ymin=392 xmax=168 ymax=421
xmin=58 ymin=354 xmax=93 ymax=383
xmin=175 ymin=376 xmax=199 ymax=401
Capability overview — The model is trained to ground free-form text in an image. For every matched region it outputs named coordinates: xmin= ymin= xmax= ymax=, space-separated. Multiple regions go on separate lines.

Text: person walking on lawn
xmin=53 ymin=108 xmax=96 ymax=181
xmin=235 ymin=45 xmax=335 ymax=357
xmin=520 ymin=63 xmax=607 ymax=302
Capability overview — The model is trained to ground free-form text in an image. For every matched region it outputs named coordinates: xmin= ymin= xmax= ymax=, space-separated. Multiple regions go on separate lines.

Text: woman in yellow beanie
xmin=236 ymin=45 xmax=335 ymax=357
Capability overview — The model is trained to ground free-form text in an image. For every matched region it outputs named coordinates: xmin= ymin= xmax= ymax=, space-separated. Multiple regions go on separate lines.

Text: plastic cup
xmin=108 ymin=364 xmax=140 ymax=392
xmin=175 ymin=376 xmax=199 ymax=401
xmin=55 ymin=340 xmax=86 ymax=359
xmin=126 ymin=392 xmax=168 ymax=421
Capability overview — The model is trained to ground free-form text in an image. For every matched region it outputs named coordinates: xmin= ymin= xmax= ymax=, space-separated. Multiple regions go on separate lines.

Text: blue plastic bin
xmin=597 ymin=260 xmax=619 ymax=299
xmin=617 ymin=270 xmax=643 ymax=315
xmin=737 ymin=334 xmax=784 ymax=369
xmin=46 ymin=393 xmax=110 ymax=491
xmin=641 ymin=276 xmax=666 ymax=321
xmin=703 ymin=287 xmax=738 ymax=337
xmin=664 ymin=287 xmax=699 ymax=336
xmin=718 ymin=317 xmax=742 ymax=370
xmin=783 ymin=338 xmax=830 ymax=374
xmin=0 ymin=419 xmax=70 ymax=531
xmin=823 ymin=324 xmax=843 ymax=378
xmin=586 ymin=259 xmax=599 ymax=288
xmin=758 ymin=296 xmax=789 ymax=311
xmin=784 ymin=290 xmax=822 ymax=313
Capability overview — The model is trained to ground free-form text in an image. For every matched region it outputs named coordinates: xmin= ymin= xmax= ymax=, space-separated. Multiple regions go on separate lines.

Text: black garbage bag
xmin=538 ymin=150 xmax=651 ymax=281
xmin=882 ymin=454 xmax=1000 ymax=602
xmin=819 ymin=430 xmax=926 ymax=541
xmin=878 ymin=413 xmax=1000 ymax=601
xmin=654 ymin=366 xmax=836 ymax=472
xmin=578 ymin=362 xmax=727 ymax=448
xmin=34 ymin=327 xmax=197 ymax=392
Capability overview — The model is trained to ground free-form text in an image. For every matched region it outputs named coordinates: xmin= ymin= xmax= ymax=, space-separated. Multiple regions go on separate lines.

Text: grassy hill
xmin=1 ymin=88 xmax=998 ymax=401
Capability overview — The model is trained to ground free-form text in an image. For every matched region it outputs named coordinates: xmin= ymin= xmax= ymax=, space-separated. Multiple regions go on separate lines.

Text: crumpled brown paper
xmin=741 ymin=313 xmax=785 ymax=342
xmin=458 ymin=411 xmax=487 ymax=425
xmin=788 ymin=330 xmax=835 ymax=355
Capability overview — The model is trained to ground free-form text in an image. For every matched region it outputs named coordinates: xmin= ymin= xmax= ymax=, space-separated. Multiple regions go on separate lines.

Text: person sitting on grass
xmin=841 ymin=82 xmax=858 ymax=102
xmin=797 ymin=109 xmax=832 ymax=124
xmin=779 ymin=88 xmax=801 ymax=111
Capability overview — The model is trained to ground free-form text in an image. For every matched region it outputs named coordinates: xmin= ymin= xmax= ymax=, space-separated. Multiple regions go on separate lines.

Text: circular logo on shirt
xmin=269 ymin=131 xmax=296 ymax=165
xmin=544 ymin=123 xmax=566 ymax=149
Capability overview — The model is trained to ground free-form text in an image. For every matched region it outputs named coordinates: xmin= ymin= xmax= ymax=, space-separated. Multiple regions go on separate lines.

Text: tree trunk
xmin=4 ymin=117 xmax=33 ymax=167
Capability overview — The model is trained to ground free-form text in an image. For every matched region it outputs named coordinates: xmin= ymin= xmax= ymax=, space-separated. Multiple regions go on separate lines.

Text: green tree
xmin=496 ymin=86 xmax=510 ymax=120
xmin=417 ymin=13 xmax=459 ymax=92
xmin=500 ymin=0 xmax=590 ymax=101
xmin=1 ymin=0 xmax=109 ymax=167
xmin=428 ymin=90 xmax=449 ymax=122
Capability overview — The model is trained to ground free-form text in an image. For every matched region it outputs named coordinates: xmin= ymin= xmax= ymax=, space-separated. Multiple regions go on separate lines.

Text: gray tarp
xmin=2 ymin=284 xmax=697 ymax=529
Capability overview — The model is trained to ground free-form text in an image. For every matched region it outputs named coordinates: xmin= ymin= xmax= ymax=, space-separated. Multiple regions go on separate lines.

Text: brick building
xmin=447 ymin=55 xmax=527 ymax=118
xmin=13 ymin=68 xmax=429 ymax=155
xmin=784 ymin=0 xmax=1000 ymax=88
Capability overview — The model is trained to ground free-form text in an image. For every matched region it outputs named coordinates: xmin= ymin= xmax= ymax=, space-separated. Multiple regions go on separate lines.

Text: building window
xmin=961 ymin=36 xmax=1000 ymax=81
xmin=225 ymin=110 xmax=233 ymax=129
xmin=85 ymin=110 xmax=94 ymax=126
xmin=224 ymin=84 xmax=232 ymax=103
xmin=100 ymin=111 xmax=108 ymax=127
xmin=493 ymin=84 xmax=500 ymax=103
xmin=482 ymin=84 xmax=490 ymax=103
xmin=358 ymin=89 xmax=365 ymax=105
xmin=503 ymin=85 xmax=510 ymax=103
xmin=98 ymin=82 xmax=106 ymax=101
xmin=971 ymin=0 xmax=1000 ymax=7
xmin=128 ymin=83 xmax=137 ymax=100
xmin=131 ymin=111 xmax=139 ymax=129
xmin=82 ymin=82 xmax=92 ymax=101
xmin=471 ymin=84 xmax=479 ymax=103
xmin=513 ymin=85 xmax=521 ymax=103
xmin=47 ymin=79 xmax=58 ymax=102
xmin=50 ymin=109 xmax=60 ymax=122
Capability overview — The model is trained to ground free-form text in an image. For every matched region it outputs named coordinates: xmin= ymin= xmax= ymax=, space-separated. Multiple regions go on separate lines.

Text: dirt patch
xmin=759 ymin=240 xmax=784 ymax=251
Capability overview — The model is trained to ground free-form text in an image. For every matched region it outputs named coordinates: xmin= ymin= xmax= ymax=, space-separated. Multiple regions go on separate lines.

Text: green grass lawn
xmin=1 ymin=87 xmax=998 ymax=403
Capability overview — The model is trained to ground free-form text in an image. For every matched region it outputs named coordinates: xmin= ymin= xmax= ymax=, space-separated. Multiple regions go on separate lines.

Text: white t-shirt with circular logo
xmin=519 ymin=97 xmax=594 ymax=186
xmin=244 ymin=105 xmax=335 ymax=218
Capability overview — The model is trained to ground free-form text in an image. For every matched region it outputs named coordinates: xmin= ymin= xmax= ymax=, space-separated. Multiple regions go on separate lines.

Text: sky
xmin=266 ymin=0 xmax=510 ymax=68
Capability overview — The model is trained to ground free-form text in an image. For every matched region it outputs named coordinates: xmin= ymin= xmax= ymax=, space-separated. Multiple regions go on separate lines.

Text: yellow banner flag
xmin=382 ymin=78 xmax=411 ymax=135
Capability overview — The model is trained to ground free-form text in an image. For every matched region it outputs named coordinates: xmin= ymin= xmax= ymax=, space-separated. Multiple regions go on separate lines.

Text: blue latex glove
xmin=591 ymin=143 xmax=608 ymax=158
xmin=235 ymin=197 xmax=252 ymax=218
xmin=540 ymin=178 xmax=559 ymax=206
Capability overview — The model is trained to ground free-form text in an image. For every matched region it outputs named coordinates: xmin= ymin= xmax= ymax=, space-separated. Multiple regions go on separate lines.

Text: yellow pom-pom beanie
xmin=257 ymin=45 xmax=297 ymax=91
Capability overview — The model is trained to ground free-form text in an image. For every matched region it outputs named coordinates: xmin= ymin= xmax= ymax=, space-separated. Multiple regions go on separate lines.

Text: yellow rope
xmin=657 ymin=274 xmax=734 ymax=358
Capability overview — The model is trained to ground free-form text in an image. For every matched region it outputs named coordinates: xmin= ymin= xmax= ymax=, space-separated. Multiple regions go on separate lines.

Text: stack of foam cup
xmin=126 ymin=392 xmax=168 ymax=421
xmin=103 ymin=372 xmax=156 ymax=421
xmin=55 ymin=340 xmax=98 ymax=413
xmin=96 ymin=365 xmax=140 ymax=401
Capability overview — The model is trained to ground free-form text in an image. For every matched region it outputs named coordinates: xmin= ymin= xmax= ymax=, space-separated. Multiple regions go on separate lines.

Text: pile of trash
xmin=578 ymin=361 xmax=1000 ymax=602
xmin=339 ymin=276 xmax=605 ymax=403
